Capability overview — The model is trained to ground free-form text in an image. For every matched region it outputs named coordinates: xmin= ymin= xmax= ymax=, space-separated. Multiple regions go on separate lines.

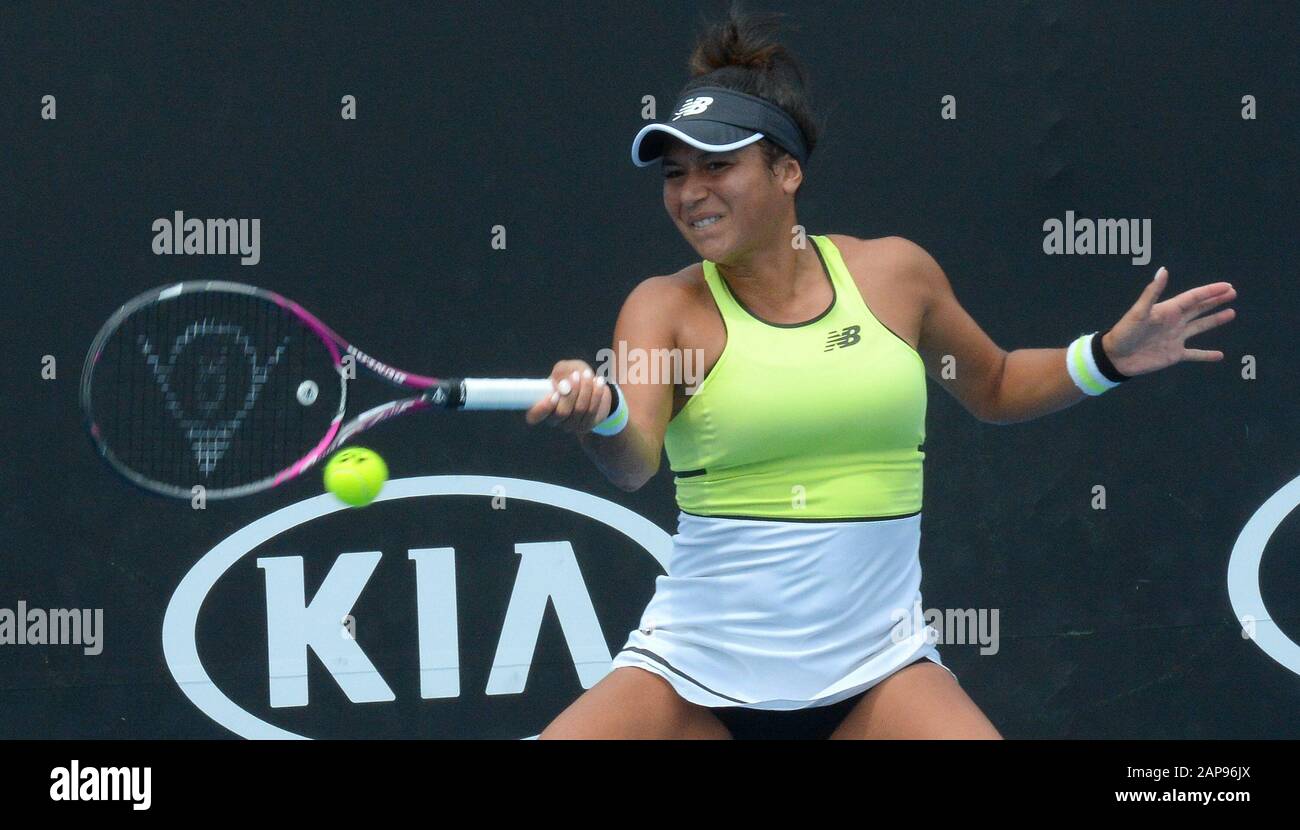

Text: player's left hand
xmin=1101 ymin=267 xmax=1237 ymax=377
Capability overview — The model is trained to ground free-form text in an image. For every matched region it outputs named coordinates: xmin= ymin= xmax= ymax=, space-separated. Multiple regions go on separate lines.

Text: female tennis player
xmin=526 ymin=8 xmax=1236 ymax=739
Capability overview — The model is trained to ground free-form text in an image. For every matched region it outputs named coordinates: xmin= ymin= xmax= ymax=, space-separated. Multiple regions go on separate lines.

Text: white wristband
xmin=1066 ymin=333 xmax=1123 ymax=396
xmin=590 ymin=381 xmax=628 ymax=436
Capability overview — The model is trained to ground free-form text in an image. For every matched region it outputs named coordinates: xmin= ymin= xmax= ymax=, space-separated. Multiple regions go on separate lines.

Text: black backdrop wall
xmin=2 ymin=1 xmax=1297 ymax=738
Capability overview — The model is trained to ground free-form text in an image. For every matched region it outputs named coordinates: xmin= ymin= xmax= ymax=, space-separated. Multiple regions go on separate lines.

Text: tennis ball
xmin=323 ymin=447 xmax=388 ymax=507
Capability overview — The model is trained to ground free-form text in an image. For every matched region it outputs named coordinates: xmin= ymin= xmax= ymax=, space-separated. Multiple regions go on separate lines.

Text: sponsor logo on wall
xmin=163 ymin=476 xmax=670 ymax=739
xmin=1229 ymin=473 xmax=1300 ymax=678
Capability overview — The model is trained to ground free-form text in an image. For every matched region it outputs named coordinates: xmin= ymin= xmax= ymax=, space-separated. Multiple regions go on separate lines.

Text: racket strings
xmin=88 ymin=289 xmax=339 ymax=495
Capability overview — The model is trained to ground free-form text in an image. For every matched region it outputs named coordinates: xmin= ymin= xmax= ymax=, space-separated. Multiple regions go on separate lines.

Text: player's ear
xmin=776 ymin=155 xmax=802 ymax=196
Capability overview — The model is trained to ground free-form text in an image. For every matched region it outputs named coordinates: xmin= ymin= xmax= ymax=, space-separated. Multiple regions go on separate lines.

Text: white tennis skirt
xmin=610 ymin=510 xmax=954 ymax=710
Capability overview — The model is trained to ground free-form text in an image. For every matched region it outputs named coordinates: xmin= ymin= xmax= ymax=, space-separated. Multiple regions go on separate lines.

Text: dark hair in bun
xmin=681 ymin=2 xmax=820 ymax=186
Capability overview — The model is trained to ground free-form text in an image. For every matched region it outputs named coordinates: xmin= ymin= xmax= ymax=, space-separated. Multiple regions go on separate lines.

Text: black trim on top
xmin=715 ymin=238 xmax=837 ymax=328
xmin=822 ymin=236 xmax=920 ymax=358
xmin=673 ymin=468 xmax=707 ymax=478
xmin=669 ymin=272 xmax=731 ymax=424
xmin=875 ymin=317 xmax=919 ymax=357
xmin=680 ymin=508 xmax=921 ymax=523
xmin=619 ymin=646 xmax=749 ymax=704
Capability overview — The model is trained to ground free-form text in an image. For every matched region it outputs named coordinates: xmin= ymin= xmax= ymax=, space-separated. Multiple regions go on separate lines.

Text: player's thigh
xmin=829 ymin=660 xmax=1002 ymax=740
xmin=539 ymin=666 xmax=733 ymax=739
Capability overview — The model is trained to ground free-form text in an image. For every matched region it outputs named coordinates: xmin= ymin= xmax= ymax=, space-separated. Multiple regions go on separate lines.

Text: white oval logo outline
xmin=162 ymin=475 xmax=673 ymax=739
xmin=1228 ymin=471 xmax=1300 ymax=676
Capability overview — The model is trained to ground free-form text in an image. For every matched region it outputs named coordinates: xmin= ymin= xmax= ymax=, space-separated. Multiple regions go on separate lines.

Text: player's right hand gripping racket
xmin=80 ymin=281 xmax=554 ymax=500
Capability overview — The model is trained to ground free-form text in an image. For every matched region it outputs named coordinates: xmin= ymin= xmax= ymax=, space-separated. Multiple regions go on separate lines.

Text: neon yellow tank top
xmin=663 ymin=234 xmax=926 ymax=520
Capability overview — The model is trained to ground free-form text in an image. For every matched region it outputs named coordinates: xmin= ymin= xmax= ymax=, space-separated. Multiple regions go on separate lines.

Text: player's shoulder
xmin=615 ymin=271 xmax=696 ymax=348
xmin=825 ymin=234 xmax=943 ymax=315
xmin=823 ymin=232 xmax=868 ymax=253
xmin=825 ymin=233 xmax=934 ymax=266
xmin=641 ymin=267 xmax=696 ymax=292
xmin=630 ymin=264 xmax=705 ymax=311
xmin=833 ymin=234 xmax=945 ymax=297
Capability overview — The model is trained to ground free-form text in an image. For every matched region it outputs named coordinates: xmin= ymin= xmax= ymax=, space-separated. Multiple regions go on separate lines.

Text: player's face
xmin=660 ymin=139 xmax=799 ymax=262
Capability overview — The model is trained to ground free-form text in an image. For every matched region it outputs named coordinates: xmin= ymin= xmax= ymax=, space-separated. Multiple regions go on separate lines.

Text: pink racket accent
xmin=268 ymin=292 xmax=344 ymax=365
xmin=268 ymin=290 xmax=439 ymax=387
xmin=273 ymin=419 xmax=342 ymax=486
xmin=82 ymin=281 xmax=548 ymax=500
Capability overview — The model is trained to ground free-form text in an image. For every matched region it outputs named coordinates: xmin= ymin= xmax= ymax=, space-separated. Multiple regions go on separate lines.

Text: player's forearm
xmin=983 ymin=347 xmax=1090 ymax=425
xmin=578 ymin=421 xmax=660 ymax=491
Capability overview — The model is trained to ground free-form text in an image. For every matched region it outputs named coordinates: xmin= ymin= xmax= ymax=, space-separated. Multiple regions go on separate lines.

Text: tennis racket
xmin=80 ymin=280 xmax=554 ymax=500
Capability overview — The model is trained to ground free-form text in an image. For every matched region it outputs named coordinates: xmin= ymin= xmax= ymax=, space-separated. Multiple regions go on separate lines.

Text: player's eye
xmin=663 ymin=162 xmax=728 ymax=180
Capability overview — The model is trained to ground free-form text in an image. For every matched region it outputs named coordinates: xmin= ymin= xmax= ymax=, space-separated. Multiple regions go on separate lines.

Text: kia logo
xmin=162 ymin=476 xmax=671 ymax=739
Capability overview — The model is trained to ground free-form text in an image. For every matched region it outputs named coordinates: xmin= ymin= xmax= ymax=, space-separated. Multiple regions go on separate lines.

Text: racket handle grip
xmin=446 ymin=378 xmax=555 ymax=410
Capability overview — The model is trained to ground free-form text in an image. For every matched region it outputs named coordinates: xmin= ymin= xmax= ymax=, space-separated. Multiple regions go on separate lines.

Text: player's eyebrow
xmin=663 ymin=151 xmax=731 ymax=167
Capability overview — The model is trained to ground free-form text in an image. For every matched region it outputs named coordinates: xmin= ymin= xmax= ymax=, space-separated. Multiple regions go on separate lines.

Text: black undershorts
xmin=710 ymin=654 xmax=942 ymax=740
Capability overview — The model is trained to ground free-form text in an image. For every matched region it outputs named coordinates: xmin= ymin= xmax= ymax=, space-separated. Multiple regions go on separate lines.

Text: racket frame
xmin=81 ymin=280 xmax=551 ymax=500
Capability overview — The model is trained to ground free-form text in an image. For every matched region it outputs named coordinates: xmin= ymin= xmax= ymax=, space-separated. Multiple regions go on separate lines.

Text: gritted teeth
xmin=691 ymin=215 xmax=722 ymax=228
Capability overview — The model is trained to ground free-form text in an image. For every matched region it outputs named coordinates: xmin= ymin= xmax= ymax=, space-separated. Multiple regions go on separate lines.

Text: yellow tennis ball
xmin=323 ymin=447 xmax=388 ymax=507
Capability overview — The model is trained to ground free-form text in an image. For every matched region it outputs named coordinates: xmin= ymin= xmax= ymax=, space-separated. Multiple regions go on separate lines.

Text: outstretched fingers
xmin=1185 ymin=307 xmax=1237 ymax=339
xmin=1133 ymin=266 xmax=1170 ymax=317
xmin=1175 ymin=282 xmax=1236 ymax=321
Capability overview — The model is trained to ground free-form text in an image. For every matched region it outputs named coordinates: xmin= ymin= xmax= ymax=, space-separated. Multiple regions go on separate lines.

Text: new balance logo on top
xmin=671 ymin=96 xmax=713 ymax=120
xmin=824 ymin=325 xmax=861 ymax=351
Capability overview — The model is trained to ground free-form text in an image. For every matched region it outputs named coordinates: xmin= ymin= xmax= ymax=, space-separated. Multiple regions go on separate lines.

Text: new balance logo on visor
xmin=671 ymin=96 xmax=714 ymax=120
xmin=824 ymin=325 xmax=862 ymax=351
